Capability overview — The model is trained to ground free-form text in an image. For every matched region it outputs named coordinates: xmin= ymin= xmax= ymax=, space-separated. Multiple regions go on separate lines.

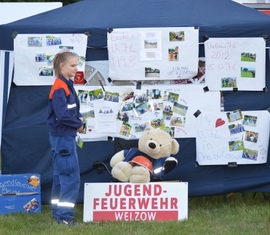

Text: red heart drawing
xmin=215 ymin=118 xmax=225 ymax=128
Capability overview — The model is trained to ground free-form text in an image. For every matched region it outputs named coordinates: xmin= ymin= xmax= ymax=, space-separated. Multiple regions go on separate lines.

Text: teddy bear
xmin=110 ymin=125 xmax=179 ymax=183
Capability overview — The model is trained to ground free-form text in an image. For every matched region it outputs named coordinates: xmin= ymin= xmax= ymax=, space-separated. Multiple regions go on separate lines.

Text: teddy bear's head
xmin=138 ymin=126 xmax=179 ymax=160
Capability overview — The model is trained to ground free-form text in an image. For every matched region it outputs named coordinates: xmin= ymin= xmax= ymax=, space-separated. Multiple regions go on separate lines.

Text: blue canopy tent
xmin=1 ymin=0 xmax=270 ymax=204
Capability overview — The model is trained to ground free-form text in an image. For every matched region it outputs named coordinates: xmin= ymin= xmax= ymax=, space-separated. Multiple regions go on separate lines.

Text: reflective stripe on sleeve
xmin=51 ymin=199 xmax=59 ymax=205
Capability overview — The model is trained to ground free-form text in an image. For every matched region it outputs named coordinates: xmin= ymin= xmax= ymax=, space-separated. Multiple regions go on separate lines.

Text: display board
xmin=107 ymin=27 xmax=199 ymax=81
xmin=196 ymin=110 xmax=270 ymax=165
xmin=75 ymin=84 xmax=220 ymax=140
xmin=14 ymin=34 xmax=87 ymax=85
xmin=204 ymin=37 xmax=266 ymax=91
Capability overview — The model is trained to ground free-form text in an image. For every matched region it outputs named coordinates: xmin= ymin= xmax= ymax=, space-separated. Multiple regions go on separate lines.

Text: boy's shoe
xmin=58 ymin=219 xmax=80 ymax=226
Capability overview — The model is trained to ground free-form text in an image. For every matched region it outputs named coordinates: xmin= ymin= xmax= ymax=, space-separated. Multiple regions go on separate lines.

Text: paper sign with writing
xmin=205 ymin=37 xmax=265 ymax=91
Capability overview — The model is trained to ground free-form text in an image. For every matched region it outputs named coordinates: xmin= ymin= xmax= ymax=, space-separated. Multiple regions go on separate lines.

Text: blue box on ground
xmin=0 ymin=173 xmax=41 ymax=215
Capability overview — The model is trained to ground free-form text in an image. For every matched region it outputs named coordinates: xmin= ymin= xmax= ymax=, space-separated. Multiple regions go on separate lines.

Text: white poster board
xmin=14 ymin=34 xmax=87 ymax=85
xmin=107 ymin=27 xmax=198 ymax=81
xmin=196 ymin=110 xmax=270 ymax=165
xmin=205 ymin=37 xmax=265 ymax=91
xmin=83 ymin=182 xmax=188 ymax=222
xmin=75 ymin=84 xmax=220 ymax=140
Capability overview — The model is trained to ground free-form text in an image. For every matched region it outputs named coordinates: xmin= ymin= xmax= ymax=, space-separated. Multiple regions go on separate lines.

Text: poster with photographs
xmin=14 ymin=34 xmax=87 ymax=85
xmin=204 ymin=37 xmax=266 ymax=91
xmin=196 ymin=110 xmax=270 ymax=165
xmin=107 ymin=27 xmax=198 ymax=81
xmin=74 ymin=84 xmax=220 ymax=141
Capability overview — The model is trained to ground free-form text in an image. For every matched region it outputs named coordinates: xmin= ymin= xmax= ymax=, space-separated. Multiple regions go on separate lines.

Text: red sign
xmin=74 ymin=71 xmax=85 ymax=84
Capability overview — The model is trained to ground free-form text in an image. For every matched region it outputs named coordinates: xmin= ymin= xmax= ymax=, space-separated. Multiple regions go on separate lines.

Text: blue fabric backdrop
xmin=1 ymin=0 xmax=270 ymax=204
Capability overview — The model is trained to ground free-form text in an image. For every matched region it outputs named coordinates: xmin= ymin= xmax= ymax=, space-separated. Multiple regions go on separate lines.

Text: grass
xmin=0 ymin=193 xmax=270 ymax=235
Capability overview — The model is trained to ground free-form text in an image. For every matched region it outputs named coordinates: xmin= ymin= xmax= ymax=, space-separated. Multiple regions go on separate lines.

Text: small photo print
xmin=161 ymin=126 xmax=175 ymax=137
xmin=169 ymin=31 xmax=185 ymax=41
xmin=226 ymin=109 xmax=243 ymax=123
xmin=39 ymin=67 xmax=53 ymax=76
xmin=146 ymin=89 xmax=162 ymax=99
xmin=173 ymin=102 xmax=188 ymax=116
xmin=121 ymin=102 xmax=135 ymax=112
xmin=168 ymin=46 xmax=179 ymax=61
xmin=228 ymin=123 xmax=245 ymax=135
xmin=242 ymin=148 xmax=258 ymax=161
xmin=120 ymin=88 xmax=134 ymax=102
xmin=134 ymin=122 xmax=148 ymax=132
xmin=244 ymin=130 xmax=258 ymax=143
xmin=144 ymin=39 xmax=158 ymax=49
xmin=170 ymin=116 xmax=186 ymax=127
xmin=241 ymin=52 xmax=256 ymax=62
xmin=81 ymin=109 xmax=95 ymax=119
xmin=78 ymin=90 xmax=89 ymax=104
xmin=35 ymin=53 xmax=47 ymax=62
xmin=28 ymin=37 xmax=42 ymax=47
xmin=46 ymin=36 xmax=62 ymax=46
xmin=163 ymin=104 xmax=173 ymax=120
xmin=242 ymin=115 xmax=257 ymax=127
xmin=88 ymin=88 xmax=104 ymax=101
xmin=145 ymin=67 xmax=160 ymax=78
xmin=117 ymin=111 xmax=129 ymax=123
xmin=133 ymin=103 xmax=149 ymax=116
xmin=229 ymin=140 xmax=244 ymax=151
xmin=23 ymin=198 xmax=39 ymax=212
xmin=221 ymin=77 xmax=237 ymax=88
xmin=120 ymin=123 xmax=132 ymax=137
xmin=135 ymin=93 xmax=148 ymax=104
xmin=241 ymin=67 xmax=256 ymax=78
xmin=148 ymin=101 xmax=163 ymax=111
xmin=149 ymin=117 xmax=165 ymax=129
xmin=163 ymin=91 xmax=179 ymax=103
xmin=104 ymin=91 xmax=119 ymax=102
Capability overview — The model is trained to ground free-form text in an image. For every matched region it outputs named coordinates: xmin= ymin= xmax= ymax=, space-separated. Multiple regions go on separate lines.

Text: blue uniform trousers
xmin=50 ymin=136 xmax=80 ymax=222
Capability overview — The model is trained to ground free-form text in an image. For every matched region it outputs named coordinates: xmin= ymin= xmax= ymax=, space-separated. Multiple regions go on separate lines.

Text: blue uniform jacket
xmin=47 ymin=76 xmax=83 ymax=137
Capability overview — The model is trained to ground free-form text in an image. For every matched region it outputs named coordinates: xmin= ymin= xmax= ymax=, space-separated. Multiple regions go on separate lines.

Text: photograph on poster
xmin=221 ymin=77 xmax=237 ymax=88
xmin=242 ymin=115 xmax=257 ymax=127
xmin=173 ymin=102 xmax=188 ymax=116
xmin=226 ymin=109 xmax=243 ymax=123
xmin=241 ymin=52 xmax=256 ymax=62
xmin=229 ymin=140 xmax=244 ymax=151
xmin=28 ymin=37 xmax=42 ymax=47
xmin=163 ymin=91 xmax=179 ymax=103
xmin=169 ymin=31 xmax=185 ymax=41
xmin=145 ymin=67 xmax=160 ymax=78
xmin=146 ymin=89 xmax=162 ymax=99
xmin=228 ymin=123 xmax=245 ymax=135
xmin=242 ymin=149 xmax=258 ymax=161
xmin=119 ymin=123 xmax=132 ymax=137
xmin=170 ymin=116 xmax=186 ymax=127
xmin=241 ymin=67 xmax=256 ymax=78
xmin=104 ymin=91 xmax=119 ymax=102
xmin=38 ymin=66 xmax=53 ymax=76
xmin=244 ymin=130 xmax=259 ymax=143
xmin=168 ymin=46 xmax=179 ymax=61
xmin=46 ymin=36 xmax=62 ymax=46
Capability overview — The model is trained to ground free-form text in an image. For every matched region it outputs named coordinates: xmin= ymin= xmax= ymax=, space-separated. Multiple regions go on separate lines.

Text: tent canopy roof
xmin=1 ymin=0 xmax=270 ymax=50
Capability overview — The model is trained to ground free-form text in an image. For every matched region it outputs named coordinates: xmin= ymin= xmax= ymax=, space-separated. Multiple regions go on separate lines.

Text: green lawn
xmin=0 ymin=193 xmax=269 ymax=235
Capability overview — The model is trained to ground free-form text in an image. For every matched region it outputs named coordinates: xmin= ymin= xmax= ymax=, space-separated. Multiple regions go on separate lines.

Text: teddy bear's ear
xmin=145 ymin=125 xmax=154 ymax=131
xmin=171 ymin=139 xmax=180 ymax=155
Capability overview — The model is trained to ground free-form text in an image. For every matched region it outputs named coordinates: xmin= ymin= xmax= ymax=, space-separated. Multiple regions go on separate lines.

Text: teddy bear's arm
xmin=110 ymin=150 xmax=125 ymax=167
xmin=163 ymin=156 xmax=178 ymax=175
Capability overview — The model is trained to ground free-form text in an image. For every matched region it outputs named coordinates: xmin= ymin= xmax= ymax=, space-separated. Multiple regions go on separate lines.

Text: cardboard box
xmin=0 ymin=173 xmax=41 ymax=215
